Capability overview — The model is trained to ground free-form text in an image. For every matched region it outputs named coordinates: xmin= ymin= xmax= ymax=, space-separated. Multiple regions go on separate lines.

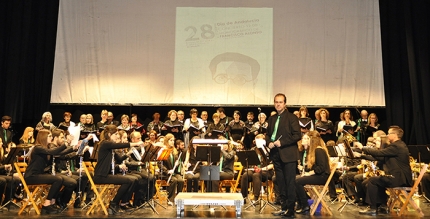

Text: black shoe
xmin=378 ymin=206 xmax=389 ymax=214
xmin=74 ymin=199 xmax=81 ymax=208
xmin=359 ymin=208 xmax=377 ymax=215
xmin=108 ymin=202 xmax=123 ymax=215
xmin=282 ymin=209 xmax=295 ymax=218
xmin=272 ymin=209 xmax=286 ymax=216
xmin=41 ymin=205 xmax=59 ymax=214
xmin=295 ymin=206 xmax=310 ymax=214
xmin=274 ymin=200 xmax=282 ymax=205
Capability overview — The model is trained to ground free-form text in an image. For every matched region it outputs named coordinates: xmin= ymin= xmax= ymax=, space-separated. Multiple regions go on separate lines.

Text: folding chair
xmin=304 ymin=162 xmax=338 ymax=215
xmin=219 ymin=162 xmax=243 ymax=192
xmin=82 ymin=161 xmax=119 ymax=215
xmin=14 ymin=162 xmax=51 ymax=215
xmin=387 ymin=164 xmax=428 ymax=217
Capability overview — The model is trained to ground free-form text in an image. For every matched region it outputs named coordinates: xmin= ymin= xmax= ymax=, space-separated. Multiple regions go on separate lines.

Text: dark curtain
xmin=379 ymin=0 xmax=430 ymax=144
xmin=0 ymin=1 xmax=59 ymax=129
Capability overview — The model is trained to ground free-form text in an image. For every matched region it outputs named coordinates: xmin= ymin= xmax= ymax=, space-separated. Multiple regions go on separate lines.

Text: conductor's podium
xmin=174 ymin=192 xmax=244 ymax=217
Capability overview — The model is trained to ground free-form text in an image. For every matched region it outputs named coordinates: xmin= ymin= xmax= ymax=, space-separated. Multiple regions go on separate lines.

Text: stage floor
xmin=1 ymin=197 xmax=429 ymax=219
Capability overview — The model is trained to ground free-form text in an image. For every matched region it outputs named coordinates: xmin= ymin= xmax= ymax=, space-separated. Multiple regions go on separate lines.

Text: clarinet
xmin=121 ymin=149 xmax=127 ymax=175
xmin=66 ymin=160 xmax=71 ymax=176
xmin=52 ymin=157 xmax=56 ymax=176
xmin=111 ymin=151 xmax=115 ymax=175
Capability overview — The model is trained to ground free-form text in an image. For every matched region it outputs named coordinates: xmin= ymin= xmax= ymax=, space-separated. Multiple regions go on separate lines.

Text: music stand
xmin=155 ymin=148 xmax=172 ymax=207
xmin=327 ymin=146 xmax=338 ymax=157
xmin=132 ymin=144 xmax=162 ymax=214
xmin=334 ymin=143 xmax=358 ymax=212
xmin=236 ymin=150 xmax=260 ymax=209
xmin=196 ymin=145 xmax=221 ymax=193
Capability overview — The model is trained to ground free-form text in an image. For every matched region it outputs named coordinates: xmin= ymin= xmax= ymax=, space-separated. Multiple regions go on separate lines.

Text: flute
xmin=167 ymin=151 xmax=182 ymax=184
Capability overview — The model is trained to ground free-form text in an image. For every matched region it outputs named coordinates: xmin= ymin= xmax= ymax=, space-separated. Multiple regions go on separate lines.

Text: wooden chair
xmin=219 ymin=162 xmax=243 ymax=193
xmin=304 ymin=162 xmax=338 ymax=215
xmin=14 ymin=162 xmax=51 ymax=215
xmin=261 ymin=179 xmax=274 ymax=202
xmin=82 ymin=161 xmax=119 ymax=215
xmin=387 ymin=164 xmax=428 ymax=217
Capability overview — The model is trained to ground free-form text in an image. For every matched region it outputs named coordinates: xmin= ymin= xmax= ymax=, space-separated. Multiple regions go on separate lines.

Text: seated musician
xmin=422 ymin=172 xmax=430 ymax=203
xmin=128 ymin=131 xmax=155 ymax=206
xmin=353 ymin=126 xmax=412 ymax=215
xmin=240 ymin=134 xmax=274 ymax=203
xmin=93 ymin=125 xmax=143 ymax=214
xmin=158 ymin=133 xmax=184 ymax=205
xmin=183 ymin=136 xmax=203 ymax=192
xmin=210 ymin=138 xmax=236 ymax=192
xmin=19 ymin=127 xmax=35 ymax=144
xmin=295 ymin=131 xmax=331 ymax=214
xmin=47 ymin=129 xmax=79 ymax=210
xmin=24 ymin=130 xmax=68 ymax=214
xmin=114 ymin=130 xmax=143 ymax=210
xmin=353 ymin=131 xmax=388 ymax=207
xmin=0 ymin=138 xmax=21 ymax=210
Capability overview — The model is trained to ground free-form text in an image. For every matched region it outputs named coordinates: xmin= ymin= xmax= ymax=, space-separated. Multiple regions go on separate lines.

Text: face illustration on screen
xmin=209 ymin=52 xmax=260 ymax=102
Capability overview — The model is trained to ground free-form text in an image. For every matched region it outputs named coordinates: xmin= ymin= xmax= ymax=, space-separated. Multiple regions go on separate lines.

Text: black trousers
xmin=272 ymin=153 xmax=297 ymax=211
xmin=57 ymin=174 xmax=78 ymax=204
xmin=93 ymin=174 xmax=134 ymax=204
xmin=240 ymin=170 xmax=271 ymax=199
xmin=25 ymin=174 xmax=63 ymax=200
xmin=422 ymin=173 xmax=430 ymax=198
xmin=167 ymin=174 xmax=184 ymax=201
xmin=130 ymin=169 xmax=155 ymax=202
xmin=354 ymin=173 xmax=370 ymax=202
xmin=296 ymin=174 xmax=328 ymax=207
xmin=365 ymin=176 xmax=396 ymax=209
xmin=0 ymin=175 xmax=20 ymax=204
xmin=185 ymin=172 xmax=200 ymax=192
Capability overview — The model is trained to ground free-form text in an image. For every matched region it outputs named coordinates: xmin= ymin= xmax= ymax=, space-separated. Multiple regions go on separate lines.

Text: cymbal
xmin=17 ymin=144 xmax=35 ymax=148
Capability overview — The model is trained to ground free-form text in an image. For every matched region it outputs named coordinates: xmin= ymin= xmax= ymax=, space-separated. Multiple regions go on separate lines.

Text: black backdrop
xmin=1 ymin=0 xmax=429 ymax=145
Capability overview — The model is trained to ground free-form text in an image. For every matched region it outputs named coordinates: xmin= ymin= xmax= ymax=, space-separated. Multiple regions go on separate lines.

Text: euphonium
xmin=341 ymin=130 xmax=356 ymax=158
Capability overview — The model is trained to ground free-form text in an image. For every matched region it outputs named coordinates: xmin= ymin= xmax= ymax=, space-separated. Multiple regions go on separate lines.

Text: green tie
xmin=178 ymin=157 xmax=181 ymax=172
xmin=170 ymin=154 xmax=174 ymax=166
xmin=3 ymin=129 xmax=7 ymax=143
xmin=271 ymin=116 xmax=280 ymax=141
xmin=70 ymin=160 xmax=75 ymax=172
xmin=219 ymin=156 xmax=224 ymax=171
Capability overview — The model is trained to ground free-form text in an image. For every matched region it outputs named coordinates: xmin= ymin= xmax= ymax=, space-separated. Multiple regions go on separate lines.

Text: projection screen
xmin=52 ymin=0 xmax=384 ymax=106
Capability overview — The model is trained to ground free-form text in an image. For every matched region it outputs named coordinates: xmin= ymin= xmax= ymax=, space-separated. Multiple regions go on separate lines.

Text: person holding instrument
xmin=24 ymin=130 xmax=68 ymax=214
xmin=240 ymin=134 xmax=274 ymax=203
xmin=0 ymin=138 xmax=20 ymax=210
xmin=266 ymin=93 xmax=301 ymax=218
xmin=295 ymin=131 xmax=331 ymax=214
xmin=353 ymin=125 xmax=412 ymax=215
xmin=159 ymin=133 xmax=184 ymax=206
xmin=93 ymin=125 xmax=143 ymax=214
xmin=210 ymin=138 xmax=236 ymax=193
xmin=128 ymin=131 xmax=155 ymax=206
xmin=183 ymin=136 xmax=203 ymax=193
xmin=19 ymin=127 xmax=35 ymax=144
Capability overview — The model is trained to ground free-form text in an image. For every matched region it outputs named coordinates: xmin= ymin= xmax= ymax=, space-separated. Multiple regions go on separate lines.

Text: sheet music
xmin=255 ymin=138 xmax=268 ymax=155
xmin=88 ymin=147 xmax=94 ymax=156
xmin=68 ymin=125 xmax=81 ymax=146
xmin=89 ymin=133 xmax=99 ymax=142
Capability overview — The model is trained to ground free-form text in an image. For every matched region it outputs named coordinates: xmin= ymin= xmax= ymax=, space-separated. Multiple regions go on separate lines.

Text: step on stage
xmin=175 ymin=192 xmax=244 ymax=217
xmin=1 ymin=196 xmax=429 ymax=218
